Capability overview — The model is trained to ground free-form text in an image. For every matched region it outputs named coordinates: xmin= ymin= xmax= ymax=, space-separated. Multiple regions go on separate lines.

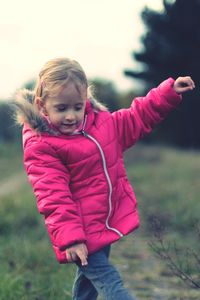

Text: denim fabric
xmin=72 ymin=245 xmax=136 ymax=300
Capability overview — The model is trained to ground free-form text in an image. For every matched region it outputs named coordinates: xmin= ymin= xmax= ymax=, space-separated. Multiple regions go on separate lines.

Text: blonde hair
xmin=34 ymin=57 xmax=88 ymax=103
xmin=14 ymin=57 xmax=107 ymax=130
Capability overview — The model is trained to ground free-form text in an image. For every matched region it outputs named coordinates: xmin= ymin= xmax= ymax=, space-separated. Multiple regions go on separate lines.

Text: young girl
xmin=15 ymin=57 xmax=195 ymax=300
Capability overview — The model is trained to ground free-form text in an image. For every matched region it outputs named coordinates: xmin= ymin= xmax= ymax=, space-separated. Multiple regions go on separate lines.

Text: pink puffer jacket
xmin=20 ymin=78 xmax=181 ymax=263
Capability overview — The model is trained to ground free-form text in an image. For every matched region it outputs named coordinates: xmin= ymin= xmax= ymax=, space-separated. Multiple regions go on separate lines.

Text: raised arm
xmin=112 ymin=77 xmax=194 ymax=152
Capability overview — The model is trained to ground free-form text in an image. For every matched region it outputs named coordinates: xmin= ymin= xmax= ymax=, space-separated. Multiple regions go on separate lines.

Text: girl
xmin=15 ymin=57 xmax=195 ymax=300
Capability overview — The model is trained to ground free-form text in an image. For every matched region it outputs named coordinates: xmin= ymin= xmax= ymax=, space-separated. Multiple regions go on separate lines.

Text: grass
xmin=0 ymin=143 xmax=200 ymax=299
xmin=0 ymin=145 xmax=75 ymax=299
xmin=125 ymin=145 xmax=200 ymax=233
xmin=0 ymin=143 xmax=23 ymax=181
xmin=0 ymin=186 xmax=76 ymax=300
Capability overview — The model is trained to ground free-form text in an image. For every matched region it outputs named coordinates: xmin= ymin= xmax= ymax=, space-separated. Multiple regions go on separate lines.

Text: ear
xmin=35 ymin=97 xmax=48 ymax=116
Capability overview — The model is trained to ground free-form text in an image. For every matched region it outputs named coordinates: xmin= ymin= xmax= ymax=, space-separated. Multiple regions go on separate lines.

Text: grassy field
xmin=0 ymin=143 xmax=23 ymax=181
xmin=0 ymin=143 xmax=200 ymax=299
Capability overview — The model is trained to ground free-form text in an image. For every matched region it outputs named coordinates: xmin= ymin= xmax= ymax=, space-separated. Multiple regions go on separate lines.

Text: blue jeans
xmin=72 ymin=245 xmax=136 ymax=300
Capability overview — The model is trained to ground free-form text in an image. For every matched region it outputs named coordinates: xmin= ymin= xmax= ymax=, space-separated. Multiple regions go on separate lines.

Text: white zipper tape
xmin=82 ymin=131 xmax=123 ymax=237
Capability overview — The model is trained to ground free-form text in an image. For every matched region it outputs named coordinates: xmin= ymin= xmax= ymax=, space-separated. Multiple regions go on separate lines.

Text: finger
xmin=66 ymin=252 xmax=73 ymax=262
xmin=83 ymin=244 xmax=88 ymax=256
xmin=77 ymin=250 xmax=88 ymax=266
xmin=181 ymin=78 xmax=191 ymax=86
xmin=66 ymin=251 xmax=75 ymax=263
xmin=187 ymin=79 xmax=195 ymax=89
xmin=191 ymin=80 xmax=195 ymax=89
xmin=70 ymin=252 xmax=78 ymax=261
xmin=179 ymin=79 xmax=195 ymax=90
xmin=179 ymin=86 xmax=193 ymax=93
xmin=184 ymin=77 xmax=195 ymax=88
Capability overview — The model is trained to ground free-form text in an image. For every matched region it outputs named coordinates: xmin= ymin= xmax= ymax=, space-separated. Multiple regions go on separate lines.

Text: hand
xmin=173 ymin=76 xmax=195 ymax=94
xmin=66 ymin=243 xmax=88 ymax=266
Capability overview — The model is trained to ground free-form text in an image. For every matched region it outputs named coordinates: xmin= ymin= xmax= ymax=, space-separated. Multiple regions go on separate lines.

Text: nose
xmin=65 ymin=110 xmax=75 ymax=122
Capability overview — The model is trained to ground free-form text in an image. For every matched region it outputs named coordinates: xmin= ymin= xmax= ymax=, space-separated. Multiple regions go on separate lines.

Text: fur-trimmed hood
xmin=14 ymin=89 xmax=108 ymax=134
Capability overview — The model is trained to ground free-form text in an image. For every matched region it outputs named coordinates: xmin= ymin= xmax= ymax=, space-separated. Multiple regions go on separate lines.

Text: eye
xmin=55 ymin=105 xmax=66 ymax=112
xmin=75 ymin=104 xmax=84 ymax=111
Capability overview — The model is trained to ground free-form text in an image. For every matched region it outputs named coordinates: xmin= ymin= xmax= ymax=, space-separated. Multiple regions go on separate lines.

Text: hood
xmin=14 ymin=89 xmax=108 ymax=134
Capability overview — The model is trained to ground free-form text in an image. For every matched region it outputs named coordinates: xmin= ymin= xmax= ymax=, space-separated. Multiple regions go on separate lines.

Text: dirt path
xmin=0 ymin=172 xmax=27 ymax=198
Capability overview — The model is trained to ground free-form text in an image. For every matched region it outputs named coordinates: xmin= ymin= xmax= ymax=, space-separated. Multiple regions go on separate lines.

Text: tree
xmin=125 ymin=0 xmax=200 ymax=148
xmin=22 ymin=79 xmax=36 ymax=91
xmin=89 ymin=78 xmax=120 ymax=112
xmin=0 ymin=79 xmax=36 ymax=143
xmin=0 ymin=102 xmax=20 ymax=142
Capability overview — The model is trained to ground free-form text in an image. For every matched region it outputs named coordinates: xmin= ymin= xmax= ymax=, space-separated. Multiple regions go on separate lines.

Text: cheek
xmin=48 ymin=113 xmax=62 ymax=124
xmin=78 ymin=110 xmax=85 ymax=121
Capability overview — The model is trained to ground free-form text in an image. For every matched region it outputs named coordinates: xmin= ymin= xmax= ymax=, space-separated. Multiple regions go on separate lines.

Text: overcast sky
xmin=0 ymin=0 xmax=163 ymax=99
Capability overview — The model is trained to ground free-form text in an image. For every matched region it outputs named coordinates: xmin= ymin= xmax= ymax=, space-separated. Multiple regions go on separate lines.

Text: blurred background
xmin=1 ymin=0 xmax=200 ymax=299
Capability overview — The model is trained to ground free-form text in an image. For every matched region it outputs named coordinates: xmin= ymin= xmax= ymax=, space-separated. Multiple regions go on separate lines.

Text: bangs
xmin=46 ymin=78 xmax=87 ymax=99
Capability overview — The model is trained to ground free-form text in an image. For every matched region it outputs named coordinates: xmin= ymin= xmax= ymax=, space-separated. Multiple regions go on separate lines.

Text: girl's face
xmin=40 ymin=82 xmax=87 ymax=135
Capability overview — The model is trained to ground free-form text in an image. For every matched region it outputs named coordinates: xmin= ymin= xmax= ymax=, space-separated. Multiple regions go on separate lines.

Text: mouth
xmin=62 ymin=123 xmax=76 ymax=127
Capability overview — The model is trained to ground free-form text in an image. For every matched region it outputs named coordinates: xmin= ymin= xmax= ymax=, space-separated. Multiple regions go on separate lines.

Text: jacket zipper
xmin=81 ymin=127 xmax=123 ymax=238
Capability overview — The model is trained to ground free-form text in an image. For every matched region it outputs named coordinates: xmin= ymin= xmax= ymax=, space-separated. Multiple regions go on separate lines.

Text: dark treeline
xmin=125 ymin=0 xmax=200 ymax=148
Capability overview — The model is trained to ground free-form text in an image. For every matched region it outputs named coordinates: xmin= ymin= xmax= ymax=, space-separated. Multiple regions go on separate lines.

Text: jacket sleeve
xmin=112 ymin=78 xmax=182 ymax=151
xmin=23 ymin=139 xmax=86 ymax=251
